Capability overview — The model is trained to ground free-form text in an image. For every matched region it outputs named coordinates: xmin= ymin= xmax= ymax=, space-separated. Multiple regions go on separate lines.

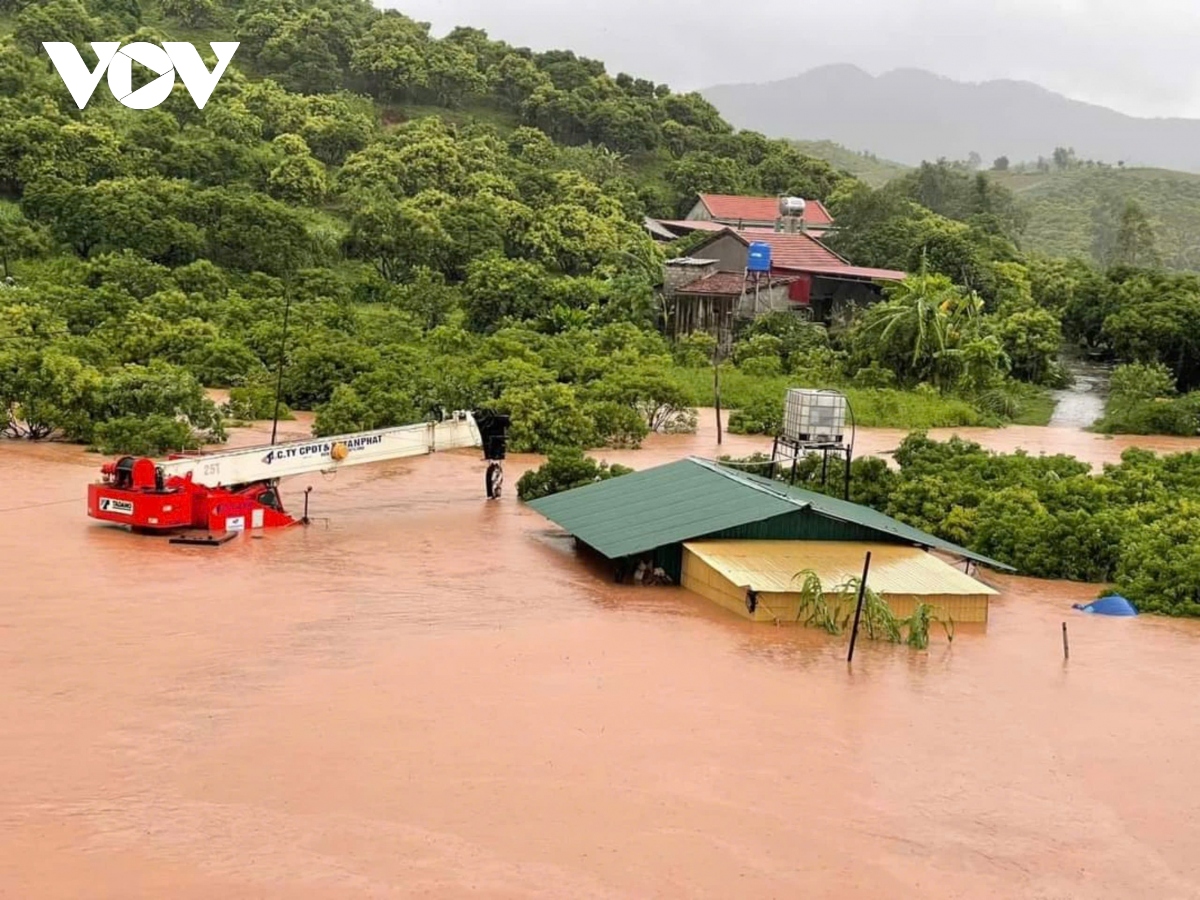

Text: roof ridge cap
xmin=689 ymin=458 xmax=813 ymax=511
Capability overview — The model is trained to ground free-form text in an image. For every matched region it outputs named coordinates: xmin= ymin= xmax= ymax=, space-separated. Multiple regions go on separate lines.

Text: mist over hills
xmin=702 ymin=65 xmax=1200 ymax=173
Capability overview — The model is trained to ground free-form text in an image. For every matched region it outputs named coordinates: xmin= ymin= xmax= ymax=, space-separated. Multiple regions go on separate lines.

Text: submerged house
xmin=527 ymin=458 xmax=1005 ymax=624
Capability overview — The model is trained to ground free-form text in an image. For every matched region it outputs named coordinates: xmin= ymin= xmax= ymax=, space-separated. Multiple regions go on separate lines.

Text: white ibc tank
xmin=783 ymin=389 xmax=847 ymax=444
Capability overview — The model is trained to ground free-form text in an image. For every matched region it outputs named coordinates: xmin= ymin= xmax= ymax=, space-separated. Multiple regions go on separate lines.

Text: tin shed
xmin=526 ymin=458 xmax=1009 ymax=585
xmin=682 ymin=541 xmax=997 ymax=624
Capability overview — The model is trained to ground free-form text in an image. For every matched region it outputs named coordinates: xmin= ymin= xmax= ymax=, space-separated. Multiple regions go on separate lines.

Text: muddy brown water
xmin=3 ymin=413 xmax=1200 ymax=898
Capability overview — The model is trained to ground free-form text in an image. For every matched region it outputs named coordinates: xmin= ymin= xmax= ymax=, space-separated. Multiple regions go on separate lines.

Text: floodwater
xmin=4 ymin=415 xmax=1200 ymax=899
xmin=1049 ymin=359 xmax=1111 ymax=430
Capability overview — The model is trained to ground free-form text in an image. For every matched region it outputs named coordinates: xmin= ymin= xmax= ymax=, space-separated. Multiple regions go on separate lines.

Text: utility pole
xmin=270 ymin=286 xmax=293 ymax=447
xmin=714 ymin=352 xmax=723 ymax=446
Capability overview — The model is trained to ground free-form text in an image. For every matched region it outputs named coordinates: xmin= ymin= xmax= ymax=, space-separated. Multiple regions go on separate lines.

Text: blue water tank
xmin=1073 ymin=595 xmax=1138 ymax=617
xmin=747 ymin=241 xmax=772 ymax=273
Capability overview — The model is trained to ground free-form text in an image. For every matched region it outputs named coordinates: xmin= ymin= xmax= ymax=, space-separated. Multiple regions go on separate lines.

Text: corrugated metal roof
xmin=643 ymin=216 xmax=679 ymax=240
xmin=802 ymin=264 xmax=907 ymax=282
xmin=654 ymin=219 xmax=735 ymax=233
xmin=528 ymin=459 xmax=799 ymax=560
xmin=526 ymin=458 xmax=1013 ymax=570
xmin=698 ymin=194 xmax=835 ymax=226
xmin=676 ymin=271 xmax=798 ymax=296
xmin=684 ymin=541 xmax=998 ymax=596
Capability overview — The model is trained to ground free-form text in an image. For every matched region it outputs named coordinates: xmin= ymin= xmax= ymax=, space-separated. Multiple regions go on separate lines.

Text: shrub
xmin=516 ymin=447 xmax=633 ymax=501
xmin=226 ymin=384 xmax=293 ymax=421
xmin=92 ymin=415 xmax=201 ymax=456
xmin=584 ymin=400 xmax=650 ymax=448
xmin=740 ymin=355 xmax=783 ymax=377
xmin=727 ymin=390 xmax=782 ymax=435
xmin=672 ymin=332 xmax=717 ymax=368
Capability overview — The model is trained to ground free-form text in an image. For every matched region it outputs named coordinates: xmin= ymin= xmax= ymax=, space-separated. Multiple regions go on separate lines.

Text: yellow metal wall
xmin=682 ymin=549 xmax=990 ymax=624
xmin=682 ymin=551 xmax=775 ymax=622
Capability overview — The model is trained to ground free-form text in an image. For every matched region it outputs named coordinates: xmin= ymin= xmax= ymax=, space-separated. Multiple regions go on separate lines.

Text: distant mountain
xmin=703 ymin=65 xmax=1200 ymax=173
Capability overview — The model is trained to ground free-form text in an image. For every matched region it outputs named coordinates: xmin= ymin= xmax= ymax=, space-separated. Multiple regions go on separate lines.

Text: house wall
xmin=681 ymin=549 xmax=990 ymax=624
xmin=735 ymin=282 xmax=794 ymax=317
xmin=689 ymin=233 xmax=750 ymax=271
xmin=685 ymin=199 xmax=711 ymax=221
xmin=663 ymin=261 xmax=718 ymax=295
xmin=811 ymin=277 xmax=886 ymax=327
xmin=650 ymin=511 xmax=908 ymax=584
xmin=668 ymin=294 xmax=737 ymax=344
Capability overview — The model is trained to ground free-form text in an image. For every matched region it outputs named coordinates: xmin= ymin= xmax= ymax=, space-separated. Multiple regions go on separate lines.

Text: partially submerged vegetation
xmin=791 ymin=569 xmax=954 ymax=649
xmin=727 ymin=434 xmax=1200 ymax=617
xmin=0 ymin=0 xmax=1197 ymax=614
xmin=516 ymin=447 xmax=632 ymax=501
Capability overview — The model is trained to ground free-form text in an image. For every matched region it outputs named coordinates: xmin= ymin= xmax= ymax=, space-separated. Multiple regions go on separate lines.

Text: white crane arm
xmin=156 ymin=413 xmax=481 ymax=488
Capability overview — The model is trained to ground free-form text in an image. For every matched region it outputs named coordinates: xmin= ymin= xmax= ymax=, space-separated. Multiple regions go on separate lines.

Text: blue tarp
xmin=1073 ymin=595 xmax=1138 ymax=617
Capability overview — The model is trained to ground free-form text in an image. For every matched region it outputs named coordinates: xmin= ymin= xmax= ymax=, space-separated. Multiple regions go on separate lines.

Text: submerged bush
xmin=516 ymin=447 xmax=633 ymax=501
xmin=92 ymin=415 xmax=201 ymax=456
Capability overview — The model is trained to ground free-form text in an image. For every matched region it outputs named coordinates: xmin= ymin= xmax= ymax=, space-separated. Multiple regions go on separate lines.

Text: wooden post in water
xmin=847 ymin=551 xmax=873 ymax=664
xmin=1062 ymin=622 xmax=1070 ymax=660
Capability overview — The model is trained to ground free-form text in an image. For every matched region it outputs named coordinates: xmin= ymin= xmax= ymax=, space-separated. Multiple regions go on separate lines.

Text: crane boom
xmin=87 ymin=410 xmax=510 ymax=536
xmin=158 ymin=415 xmax=481 ymax=488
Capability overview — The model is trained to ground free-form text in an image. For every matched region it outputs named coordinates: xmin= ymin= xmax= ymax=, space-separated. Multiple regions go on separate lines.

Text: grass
xmin=670 ymin=366 xmax=994 ymax=430
xmin=1008 ymin=385 xmax=1056 ymax=426
xmin=381 ymin=101 xmax=520 ymax=133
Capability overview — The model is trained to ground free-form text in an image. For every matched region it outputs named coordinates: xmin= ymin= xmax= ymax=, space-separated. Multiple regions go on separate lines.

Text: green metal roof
xmin=526 ymin=457 xmax=1013 ymax=571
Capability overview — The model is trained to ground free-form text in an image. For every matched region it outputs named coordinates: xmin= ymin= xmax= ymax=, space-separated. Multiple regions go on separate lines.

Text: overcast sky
xmin=390 ymin=0 xmax=1200 ymax=119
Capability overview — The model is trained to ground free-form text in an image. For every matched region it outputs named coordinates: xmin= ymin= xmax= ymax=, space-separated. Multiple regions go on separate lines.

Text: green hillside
xmin=992 ymin=167 xmax=1200 ymax=269
xmin=790 ymin=139 xmax=909 ymax=187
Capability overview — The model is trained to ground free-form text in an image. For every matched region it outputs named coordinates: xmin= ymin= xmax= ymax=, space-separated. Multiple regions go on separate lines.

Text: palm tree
xmin=865 ymin=261 xmax=984 ymax=388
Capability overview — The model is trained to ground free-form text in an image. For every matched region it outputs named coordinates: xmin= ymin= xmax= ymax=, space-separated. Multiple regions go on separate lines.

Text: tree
xmin=462 ymin=253 xmax=556 ymax=331
xmin=1052 ymin=147 xmax=1076 ymax=170
xmin=499 ymin=382 xmax=596 ymax=452
xmin=349 ymin=12 xmax=429 ymax=101
xmin=267 ymin=134 xmax=329 ymax=205
xmin=160 ymin=0 xmax=217 ymax=27
xmin=998 ymin=308 xmax=1062 ymax=385
xmin=422 ymin=39 xmax=487 ymax=107
xmin=854 ymin=271 xmax=989 ymax=389
xmin=992 ymin=156 xmax=1010 ymax=172
xmin=1112 ymin=199 xmax=1161 ymax=269
xmin=0 ymin=205 xmax=45 ymax=278
xmin=666 ymin=151 xmax=751 ymax=211
xmin=0 ymin=345 xmax=100 ymax=439
xmin=588 ymin=364 xmax=694 ymax=432
xmin=344 ymin=194 xmax=451 ymax=282
xmin=488 ymin=53 xmax=550 ymax=109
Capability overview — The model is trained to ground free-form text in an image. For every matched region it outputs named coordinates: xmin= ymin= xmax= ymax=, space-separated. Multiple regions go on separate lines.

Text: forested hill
xmin=0 ymin=0 xmax=862 ymax=452
xmin=0 ymin=0 xmax=854 ymax=222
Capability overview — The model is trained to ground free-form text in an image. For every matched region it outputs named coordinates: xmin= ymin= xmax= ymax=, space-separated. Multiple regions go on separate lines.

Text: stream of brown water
xmin=3 ymin=416 xmax=1200 ymax=898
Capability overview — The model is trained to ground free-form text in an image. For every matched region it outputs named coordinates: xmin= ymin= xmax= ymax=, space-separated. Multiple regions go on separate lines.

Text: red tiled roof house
xmin=662 ymin=227 xmax=906 ymax=335
xmin=686 ymin=193 xmax=835 ymax=234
